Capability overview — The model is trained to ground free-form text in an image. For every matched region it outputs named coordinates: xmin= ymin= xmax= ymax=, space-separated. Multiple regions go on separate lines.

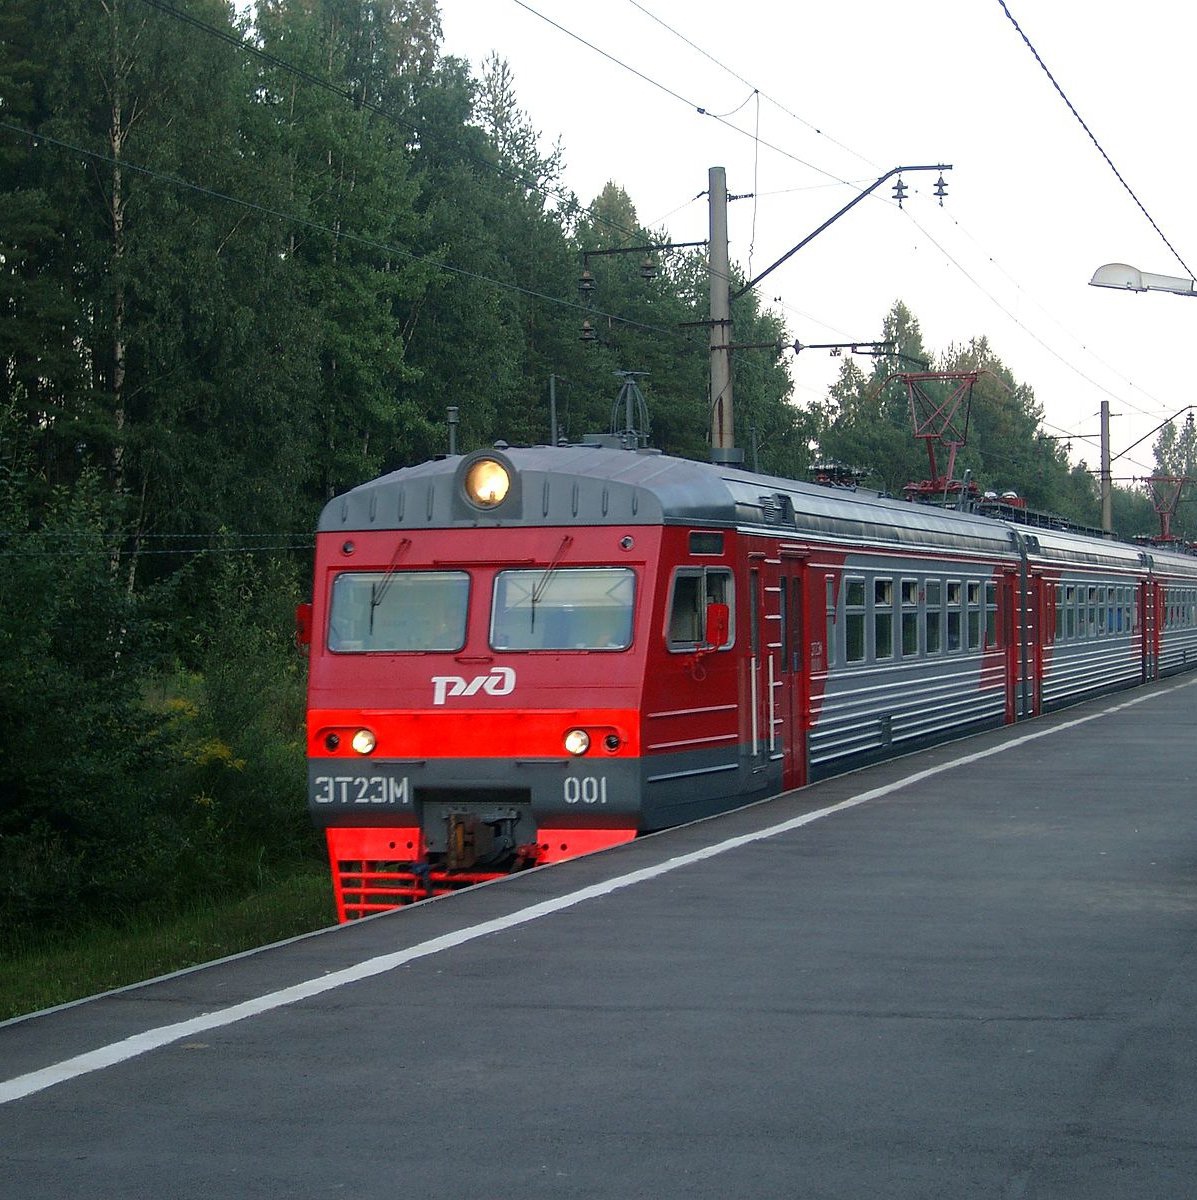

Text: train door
xmin=1027 ymin=572 xmax=1045 ymax=717
xmin=1141 ymin=580 xmax=1159 ymax=680
xmin=778 ymin=554 xmax=808 ymax=790
xmin=746 ymin=562 xmax=773 ymax=771
xmin=1012 ymin=568 xmax=1044 ymax=719
xmin=1002 ymin=567 xmax=1019 ymax=722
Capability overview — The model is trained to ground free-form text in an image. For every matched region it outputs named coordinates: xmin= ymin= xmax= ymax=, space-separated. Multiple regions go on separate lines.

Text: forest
xmin=0 ymin=0 xmax=1178 ymax=941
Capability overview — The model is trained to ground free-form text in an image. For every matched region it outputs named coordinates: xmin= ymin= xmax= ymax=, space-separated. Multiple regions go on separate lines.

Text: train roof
xmin=319 ymin=443 xmax=1197 ymax=573
xmin=319 ymin=443 xmax=1018 ymax=556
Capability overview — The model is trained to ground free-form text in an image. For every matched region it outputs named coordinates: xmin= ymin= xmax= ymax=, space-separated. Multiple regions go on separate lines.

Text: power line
xmin=900 ymin=203 xmax=1161 ymax=423
xmin=895 ymin=199 xmax=1182 ymax=475
xmin=1 ymin=530 xmax=311 ymax=541
xmin=506 ymin=1 xmax=1180 ymax=484
xmin=934 ymin=207 xmax=1170 ymax=422
xmin=515 ymin=0 xmax=1171 ymax=456
xmin=509 ymin=0 xmax=849 ymax=183
xmin=622 ymin=0 xmax=882 ymax=173
xmin=0 ymin=542 xmax=314 ymax=558
xmin=996 ymin=0 xmax=1194 ymax=278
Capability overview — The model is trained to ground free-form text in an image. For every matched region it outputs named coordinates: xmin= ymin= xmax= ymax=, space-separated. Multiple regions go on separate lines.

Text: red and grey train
xmin=303 ymin=441 xmax=1197 ymax=919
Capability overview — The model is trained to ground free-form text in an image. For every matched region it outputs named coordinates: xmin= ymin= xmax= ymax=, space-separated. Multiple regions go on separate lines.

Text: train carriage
xmin=302 ymin=441 xmax=1197 ymax=920
xmin=1026 ymin=529 xmax=1150 ymax=711
xmin=1148 ymin=546 xmax=1197 ymax=676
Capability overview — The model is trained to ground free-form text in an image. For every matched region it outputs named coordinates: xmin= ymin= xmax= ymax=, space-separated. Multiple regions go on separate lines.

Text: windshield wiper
xmin=530 ymin=534 xmax=573 ymax=629
xmin=369 ymin=537 xmax=412 ymax=633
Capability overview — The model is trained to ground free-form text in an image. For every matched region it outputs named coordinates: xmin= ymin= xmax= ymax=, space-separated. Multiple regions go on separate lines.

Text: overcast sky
xmin=436 ymin=0 xmax=1197 ymax=482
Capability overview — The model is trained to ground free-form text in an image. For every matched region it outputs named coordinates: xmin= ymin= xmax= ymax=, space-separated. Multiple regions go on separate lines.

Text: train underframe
xmin=317 ymin=781 xmax=637 ymax=920
xmin=324 ymin=825 xmax=637 ymax=920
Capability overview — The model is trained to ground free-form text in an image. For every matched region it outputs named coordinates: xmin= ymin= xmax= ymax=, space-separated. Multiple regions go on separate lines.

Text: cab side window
xmin=667 ymin=567 xmax=734 ymax=650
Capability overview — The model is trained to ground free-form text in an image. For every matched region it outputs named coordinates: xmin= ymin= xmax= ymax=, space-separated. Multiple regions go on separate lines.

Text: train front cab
xmin=307 ymin=514 xmax=816 ymax=919
xmin=306 ymin=519 xmax=658 ymax=920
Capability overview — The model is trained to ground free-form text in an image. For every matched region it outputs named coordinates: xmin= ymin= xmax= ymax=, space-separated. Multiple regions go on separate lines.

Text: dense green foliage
xmin=0 ymin=0 xmax=797 ymax=942
xmin=0 ymin=1 xmax=1174 ymax=947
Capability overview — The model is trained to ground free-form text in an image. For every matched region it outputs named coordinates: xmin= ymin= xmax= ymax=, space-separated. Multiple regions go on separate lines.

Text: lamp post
xmin=1089 ymin=263 xmax=1197 ymax=536
xmin=1089 ymin=262 xmax=1197 ymax=297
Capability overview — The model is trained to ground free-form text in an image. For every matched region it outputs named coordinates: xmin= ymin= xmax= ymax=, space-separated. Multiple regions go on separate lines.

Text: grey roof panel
xmin=314 ymin=445 xmax=1142 ymax=565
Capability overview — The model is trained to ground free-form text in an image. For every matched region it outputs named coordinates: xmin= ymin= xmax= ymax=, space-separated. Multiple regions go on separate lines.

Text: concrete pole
xmin=708 ymin=166 xmax=736 ymax=461
xmin=1101 ymin=400 xmax=1113 ymax=536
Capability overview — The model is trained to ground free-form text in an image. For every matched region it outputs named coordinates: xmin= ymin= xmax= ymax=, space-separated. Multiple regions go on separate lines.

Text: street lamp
xmin=1089 ymin=265 xmax=1197 ymax=538
xmin=1089 ymin=262 xmax=1197 ymax=297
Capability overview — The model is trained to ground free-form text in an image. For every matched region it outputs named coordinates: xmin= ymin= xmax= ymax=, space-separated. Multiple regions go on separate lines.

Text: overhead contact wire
xmin=996 ymin=0 xmax=1195 ymax=279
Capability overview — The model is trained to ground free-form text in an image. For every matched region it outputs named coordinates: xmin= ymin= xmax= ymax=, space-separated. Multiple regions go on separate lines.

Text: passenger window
xmin=985 ymin=581 xmax=998 ymax=647
xmin=967 ymin=580 xmax=982 ymax=650
xmin=825 ymin=575 xmax=837 ymax=668
xmin=874 ymin=578 xmax=894 ymax=660
xmin=845 ymin=576 xmax=865 ymax=664
xmin=926 ymin=579 xmax=942 ymax=655
xmin=901 ymin=579 xmax=919 ymax=657
xmin=946 ymin=581 xmax=962 ymax=652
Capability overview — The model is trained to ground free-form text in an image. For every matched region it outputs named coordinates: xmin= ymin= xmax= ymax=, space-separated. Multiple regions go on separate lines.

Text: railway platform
xmin=3 ymin=674 xmax=1197 ymax=1198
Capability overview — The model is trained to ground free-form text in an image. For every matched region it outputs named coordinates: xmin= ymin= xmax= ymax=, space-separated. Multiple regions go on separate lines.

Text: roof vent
xmin=760 ymin=493 xmax=795 ymax=525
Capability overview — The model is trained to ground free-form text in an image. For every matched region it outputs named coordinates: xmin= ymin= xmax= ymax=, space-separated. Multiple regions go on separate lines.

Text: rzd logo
xmin=431 ymin=666 xmax=516 ymax=706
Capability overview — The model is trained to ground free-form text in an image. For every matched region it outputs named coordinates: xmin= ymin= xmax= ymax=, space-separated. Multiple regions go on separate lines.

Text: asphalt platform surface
xmin=3 ymin=675 xmax=1197 ymax=1198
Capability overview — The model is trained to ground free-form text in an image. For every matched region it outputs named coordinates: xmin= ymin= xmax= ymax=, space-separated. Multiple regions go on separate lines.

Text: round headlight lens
xmin=564 ymin=728 xmax=590 ymax=756
xmin=351 ymin=729 xmax=377 ymax=755
xmin=464 ymin=458 xmax=511 ymax=507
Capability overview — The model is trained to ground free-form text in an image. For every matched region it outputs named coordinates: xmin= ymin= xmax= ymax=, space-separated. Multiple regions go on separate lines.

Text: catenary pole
xmin=708 ymin=166 xmax=738 ymax=462
xmin=1100 ymin=400 xmax=1113 ymax=536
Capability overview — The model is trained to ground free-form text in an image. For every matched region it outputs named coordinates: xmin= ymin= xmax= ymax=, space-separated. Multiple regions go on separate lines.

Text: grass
xmin=0 ymin=867 xmax=338 ymax=1023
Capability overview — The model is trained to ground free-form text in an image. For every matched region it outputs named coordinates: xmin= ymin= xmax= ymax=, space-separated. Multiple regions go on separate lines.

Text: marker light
xmin=464 ymin=458 xmax=511 ymax=508
xmin=351 ymin=729 xmax=377 ymax=755
xmin=564 ymin=729 xmax=590 ymax=756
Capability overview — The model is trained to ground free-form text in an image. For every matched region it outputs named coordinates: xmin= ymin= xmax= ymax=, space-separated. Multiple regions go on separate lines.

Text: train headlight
xmin=464 ymin=458 xmax=511 ymax=508
xmin=564 ymin=728 xmax=590 ymax=756
xmin=351 ymin=729 xmax=377 ymax=755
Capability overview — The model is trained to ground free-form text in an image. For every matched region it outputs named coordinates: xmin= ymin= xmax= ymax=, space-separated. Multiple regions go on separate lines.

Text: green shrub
xmin=0 ymin=474 xmax=320 ymax=946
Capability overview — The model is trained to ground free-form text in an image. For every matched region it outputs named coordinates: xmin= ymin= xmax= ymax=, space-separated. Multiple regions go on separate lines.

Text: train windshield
xmin=328 ymin=571 xmax=469 ymax=652
xmin=491 ymin=567 xmax=635 ymax=651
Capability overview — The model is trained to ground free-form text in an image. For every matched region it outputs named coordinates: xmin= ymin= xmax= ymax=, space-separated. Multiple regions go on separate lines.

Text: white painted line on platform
xmin=2 ymin=676 xmax=1192 ymax=1106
